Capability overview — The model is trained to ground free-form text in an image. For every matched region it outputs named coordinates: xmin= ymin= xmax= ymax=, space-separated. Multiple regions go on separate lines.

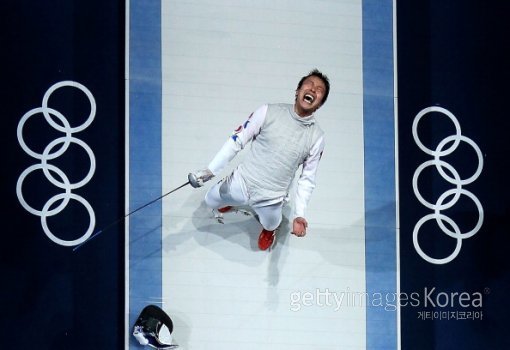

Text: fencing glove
xmin=188 ymin=168 xmax=214 ymax=188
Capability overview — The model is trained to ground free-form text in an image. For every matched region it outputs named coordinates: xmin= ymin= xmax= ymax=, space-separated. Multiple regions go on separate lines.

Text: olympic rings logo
xmin=16 ymin=81 xmax=97 ymax=247
xmin=412 ymin=106 xmax=484 ymax=264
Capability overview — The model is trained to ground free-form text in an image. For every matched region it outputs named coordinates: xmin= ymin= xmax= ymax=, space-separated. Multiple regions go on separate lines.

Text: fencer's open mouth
xmin=304 ymin=93 xmax=315 ymax=104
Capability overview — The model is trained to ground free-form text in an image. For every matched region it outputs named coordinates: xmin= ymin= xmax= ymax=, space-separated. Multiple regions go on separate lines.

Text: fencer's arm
xmin=294 ymin=135 xmax=325 ymax=218
xmin=207 ymin=104 xmax=268 ymax=175
xmin=207 ymin=138 xmax=241 ymax=175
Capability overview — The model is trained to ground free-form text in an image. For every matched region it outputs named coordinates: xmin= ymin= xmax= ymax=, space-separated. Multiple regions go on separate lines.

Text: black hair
xmin=296 ymin=69 xmax=330 ymax=106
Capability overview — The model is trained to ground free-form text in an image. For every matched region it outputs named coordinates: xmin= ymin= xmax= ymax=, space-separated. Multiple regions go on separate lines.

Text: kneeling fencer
xmin=189 ymin=69 xmax=329 ymax=250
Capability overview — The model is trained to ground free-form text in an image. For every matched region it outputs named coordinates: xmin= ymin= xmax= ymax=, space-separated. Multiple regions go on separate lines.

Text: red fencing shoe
xmin=258 ymin=229 xmax=275 ymax=250
xmin=218 ymin=206 xmax=233 ymax=213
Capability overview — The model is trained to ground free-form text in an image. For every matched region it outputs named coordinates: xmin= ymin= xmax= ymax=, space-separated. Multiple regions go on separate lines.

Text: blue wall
xmin=363 ymin=0 xmax=397 ymax=349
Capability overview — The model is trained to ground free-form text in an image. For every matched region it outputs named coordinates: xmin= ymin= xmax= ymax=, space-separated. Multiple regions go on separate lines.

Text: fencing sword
xmin=73 ymin=180 xmax=191 ymax=251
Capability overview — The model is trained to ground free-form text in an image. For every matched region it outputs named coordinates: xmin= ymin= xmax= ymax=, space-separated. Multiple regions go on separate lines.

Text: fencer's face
xmin=294 ymin=76 xmax=326 ymax=117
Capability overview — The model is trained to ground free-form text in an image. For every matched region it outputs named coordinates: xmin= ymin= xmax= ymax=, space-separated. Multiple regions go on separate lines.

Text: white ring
xmin=41 ymin=137 xmax=96 ymax=190
xmin=16 ymin=163 xmax=72 ymax=216
xmin=413 ymin=213 xmax=463 ymax=265
xmin=17 ymin=107 xmax=72 ymax=160
xmin=412 ymin=159 xmax=462 ymax=211
xmin=42 ymin=80 xmax=96 ymax=133
xmin=435 ymin=135 xmax=484 ymax=186
xmin=435 ymin=189 xmax=484 ymax=239
xmin=41 ymin=193 xmax=96 ymax=247
xmin=412 ymin=106 xmax=462 ymax=157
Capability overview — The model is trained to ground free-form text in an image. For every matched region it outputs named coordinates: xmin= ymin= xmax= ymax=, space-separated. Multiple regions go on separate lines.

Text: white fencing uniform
xmin=205 ymin=103 xmax=325 ymax=230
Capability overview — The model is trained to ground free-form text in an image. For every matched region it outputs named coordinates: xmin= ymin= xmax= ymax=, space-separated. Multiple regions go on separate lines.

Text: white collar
xmin=290 ymin=105 xmax=315 ymax=125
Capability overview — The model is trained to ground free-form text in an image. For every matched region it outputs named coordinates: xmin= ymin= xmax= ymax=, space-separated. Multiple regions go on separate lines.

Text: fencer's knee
xmin=219 ymin=178 xmax=230 ymax=198
xmin=260 ymin=216 xmax=282 ymax=232
xmin=204 ymin=193 xmax=213 ymax=208
xmin=204 ymin=180 xmax=233 ymax=209
xmin=204 ymin=186 xmax=220 ymax=208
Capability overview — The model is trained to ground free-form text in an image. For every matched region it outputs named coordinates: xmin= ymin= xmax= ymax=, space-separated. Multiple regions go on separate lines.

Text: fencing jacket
xmin=208 ymin=103 xmax=325 ymax=218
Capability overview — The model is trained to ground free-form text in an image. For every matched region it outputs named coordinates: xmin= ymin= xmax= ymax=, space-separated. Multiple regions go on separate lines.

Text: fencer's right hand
xmin=292 ymin=217 xmax=308 ymax=237
xmin=188 ymin=168 xmax=214 ymax=188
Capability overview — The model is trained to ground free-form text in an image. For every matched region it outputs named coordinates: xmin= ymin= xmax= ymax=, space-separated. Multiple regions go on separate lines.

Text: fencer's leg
xmin=204 ymin=181 xmax=228 ymax=209
xmin=253 ymin=202 xmax=283 ymax=250
xmin=204 ymin=171 xmax=248 ymax=223
xmin=253 ymin=202 xmax=283 ymax=231
xmin=204 ymin=183 xmax=230 ymax=223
